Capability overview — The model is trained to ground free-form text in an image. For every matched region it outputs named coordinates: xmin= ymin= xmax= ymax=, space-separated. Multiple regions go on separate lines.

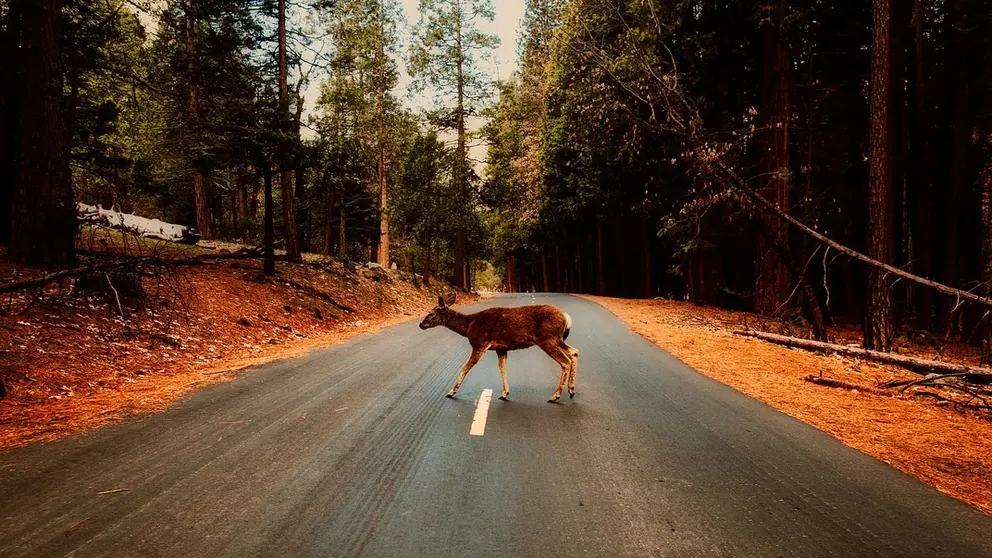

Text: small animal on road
xmin=419 ymin=293 xmax=579 ymax=402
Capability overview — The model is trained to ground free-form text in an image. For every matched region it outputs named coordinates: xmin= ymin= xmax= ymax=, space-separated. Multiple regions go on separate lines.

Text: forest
xmin=1 ymin=0 xmax=991 ymax=356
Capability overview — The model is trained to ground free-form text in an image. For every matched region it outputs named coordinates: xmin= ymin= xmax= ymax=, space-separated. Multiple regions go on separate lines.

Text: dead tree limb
xmin=803 ymin=375 xmax=891 ymax=395
xmin=0 ymin=249 xmax=262 ymax=295
xmin=719 ymin=163 xmax=992 ymax=308
xmin=734 ymin=330 xmax=992 ymax=382
xmin=278 ymin=277 xmax=356 ymax=313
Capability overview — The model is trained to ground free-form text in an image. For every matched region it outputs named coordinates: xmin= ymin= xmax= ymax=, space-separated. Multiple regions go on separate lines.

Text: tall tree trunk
xmin=294 ymin=167 xmax=307 ymax=252
xmin=506 ymin=253 xmax=515 ymax=293
xmin=237 ymin=171 xmax=249 ymax=236
xmin=263 ymin=167 xmax=275 ymax=275
xmin=865 ymin=0 xmax=895 ymax=351
xmin=688 ymin=251 xmax=714 ymax=305
xmin=374 ymin=4 xmax=390 ymax=268
xmin=185 ymin=2 xmax=211 ymax=240
xmin=451 ymin=2 xmax=468 ymax=288
xmin=10 ymin=0 xmax=75 ymax=268
xmin=942 ymin=0 xmax=969 ymax=310
xmin=908 ymin=0 xmax=932 ymax=328
xmin=323 ymin=183 xmax=334 ymax=256
xmin=541 ymin=252 xmax=549 ymax=292
xmin=981 ymin=154 xmax=992 ymax=361
xmin=575 ymin=236 xmax=585 ymax=293
xmin=597 ymin=219 xmax=606 ymax=296
xmin=555 ymin=243 xmax=562 ymax=292
xmin=642 ymin=226 xmax=652 ymax=298
xmin=249 ymin=173 xmax=261 ymax=219
xmin=338 ymin=201 xmax=346 ymax=260
xmin=754 ymin=0 xmax=791 ymax=315
xmin=278 ymin=0 xmax=300 ymax=262
xmin=0 ymin=1 xmax=20 ymax=246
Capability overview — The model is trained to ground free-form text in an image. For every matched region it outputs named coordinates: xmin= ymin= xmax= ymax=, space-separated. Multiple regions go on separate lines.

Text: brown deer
xmin=419 ymin=293 xmax=579 ymax=402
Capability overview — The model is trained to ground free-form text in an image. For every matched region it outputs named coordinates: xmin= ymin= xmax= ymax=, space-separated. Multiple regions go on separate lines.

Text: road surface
xmin=2 ymin=293 xmax=991 ymax=557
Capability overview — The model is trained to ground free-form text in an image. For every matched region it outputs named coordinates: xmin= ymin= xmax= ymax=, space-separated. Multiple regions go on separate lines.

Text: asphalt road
xmin=2 ymin=293 xmax=992 ymax=557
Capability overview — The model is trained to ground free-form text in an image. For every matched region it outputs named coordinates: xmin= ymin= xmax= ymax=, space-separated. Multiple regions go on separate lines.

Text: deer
xmin=419 ymin=293 xmax=579 ymax=403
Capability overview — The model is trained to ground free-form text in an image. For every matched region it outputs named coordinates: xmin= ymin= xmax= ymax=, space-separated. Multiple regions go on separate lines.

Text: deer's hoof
xmin=569 ymin=392 xmax=575 ymax=399
xmin=547 ymin=397 xmax=560 ymax=404
xmin=498 ymin=395 xmax=508 ymax=401
xmin=445 ymin=393 xmax=455 ymax=399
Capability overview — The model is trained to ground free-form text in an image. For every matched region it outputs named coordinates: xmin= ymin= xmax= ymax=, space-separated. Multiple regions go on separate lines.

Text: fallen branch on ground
xmin=0 ymin=249 xmax=262 ymax=295
xmin=802 ymin=375 xmax=890 ymax=396
xmin=734 ymin=330 xmax=992 ymax=383
xmin=278 ymin=277 xmax=356 ymax=313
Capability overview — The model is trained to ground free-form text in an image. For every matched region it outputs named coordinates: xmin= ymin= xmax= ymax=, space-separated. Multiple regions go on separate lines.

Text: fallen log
xmin=734 ymin=330 xmax=992 ymax=383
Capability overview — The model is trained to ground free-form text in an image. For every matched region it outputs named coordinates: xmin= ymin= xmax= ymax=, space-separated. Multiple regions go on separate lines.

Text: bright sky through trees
xmin=299 ymin=0 xmax=524 ymax=136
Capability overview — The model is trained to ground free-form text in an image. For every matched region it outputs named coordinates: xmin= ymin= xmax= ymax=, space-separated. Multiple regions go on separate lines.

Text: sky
xmin=132 ymin=0 xmax=525 ymax=160
xmin=301 ymin=0 xmax=527 ymax=152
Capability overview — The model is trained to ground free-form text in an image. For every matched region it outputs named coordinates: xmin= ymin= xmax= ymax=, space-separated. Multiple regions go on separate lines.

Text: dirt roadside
xmin=1 ymin=257 xmax=455 ymax=449
xmin=582 ymin=295 xmax=992 ymax=516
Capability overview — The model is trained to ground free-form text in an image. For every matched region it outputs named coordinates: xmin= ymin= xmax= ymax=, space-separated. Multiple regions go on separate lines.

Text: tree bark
xmin=323 ymin=181 xmax=334 ymax=256
xmin=908 ymin=0 xmax=932 ymax=328
xmin=941 ymin=0 xmax=969 ymax=331
xmin=541 ymin=252 xmax=549 ymax=292
xmin=185 ymin=2 xmax=211 ymax=240
xmin=642 ymin=226 xmax=652 ymax=298
xmin=597 ymin=219 xmax=605 ymax=296
xmin=374 ymin=3 xmax=390 ymax=268
xmin=506 ymin=253 xmax=515 ymax=293
xmin=338 ymin=201 xmax=346 ymax=260
xmin=236 ymin=171 xmax=249 ymax=236
xmin=451 ymin=2 xmax=467 ymax=288
xmin=0 ymin=1 xmax=20 ymax=246
xmin=982 ymin=155 xmax=992 ymax=360
xmin=9 ymin=0 xmax=76 ymax=269
xmin=294 ymin=167 xmax=307 ymax=252
xmin=263 ymin=167 xmax=275 ymax=275
xmin=754 ymin=0 xmax=791 ymax=315
xmin=865 ymin=0 xmax=895 ymax=351
xmin=278 ymin=0 xmax=300 ymax=262
xmin=575 ymin=237 xmax=585 ymax=293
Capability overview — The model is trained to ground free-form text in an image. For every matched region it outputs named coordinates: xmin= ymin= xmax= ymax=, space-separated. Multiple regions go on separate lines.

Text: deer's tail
xmin=562 ymin=312 xmax=572 ymax=341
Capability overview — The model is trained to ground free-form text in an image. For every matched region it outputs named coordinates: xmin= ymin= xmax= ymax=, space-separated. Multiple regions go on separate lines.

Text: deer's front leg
xmin=496 ymin=350 xmax=509 ymax=400
xmin=446 ymin=346 xmax=487 ymax=398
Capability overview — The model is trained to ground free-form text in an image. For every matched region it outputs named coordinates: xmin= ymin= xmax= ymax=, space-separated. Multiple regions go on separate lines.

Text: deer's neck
xmin=443 ymin=310 xmax=472 ymax=337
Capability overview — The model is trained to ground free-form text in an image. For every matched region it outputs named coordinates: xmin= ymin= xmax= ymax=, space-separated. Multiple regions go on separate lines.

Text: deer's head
xmin=420 ymin=293 xmax=457 ymax=329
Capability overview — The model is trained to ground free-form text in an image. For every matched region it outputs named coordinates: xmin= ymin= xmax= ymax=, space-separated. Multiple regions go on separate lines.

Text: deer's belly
xmin=488 ymin=342 xmax=533 ymax=351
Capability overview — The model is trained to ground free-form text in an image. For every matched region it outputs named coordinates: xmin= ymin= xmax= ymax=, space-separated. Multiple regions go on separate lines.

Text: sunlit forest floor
xmin=584 ymin=295 xmax=992 ymax=516
xmin=0 ymin=240 xmax=455 ymax=449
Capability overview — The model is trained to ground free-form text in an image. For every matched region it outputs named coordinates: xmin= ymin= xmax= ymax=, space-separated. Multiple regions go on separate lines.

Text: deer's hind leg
xmin=496 ymin=349 xmax=509 ymax=400
xmin=539 ymin=342 xmax=573 ymax=403
xmin=560 ymin=341 xmax=579 ymax=398
xmin=447 ymin=345 xmax=487 ymax=398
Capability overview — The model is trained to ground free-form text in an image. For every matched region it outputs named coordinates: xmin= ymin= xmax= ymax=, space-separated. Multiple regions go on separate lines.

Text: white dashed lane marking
xmin=469 ymin=389 xmax=493 ymax=436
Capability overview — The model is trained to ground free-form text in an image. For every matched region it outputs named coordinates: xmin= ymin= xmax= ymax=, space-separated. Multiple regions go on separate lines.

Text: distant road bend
xmin=2 ymin=293 xmax=991 ymax=557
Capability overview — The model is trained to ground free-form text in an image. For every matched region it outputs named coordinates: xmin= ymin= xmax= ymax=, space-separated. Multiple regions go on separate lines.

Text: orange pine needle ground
xmin=1 ymin=258 xmax=449 ymax=449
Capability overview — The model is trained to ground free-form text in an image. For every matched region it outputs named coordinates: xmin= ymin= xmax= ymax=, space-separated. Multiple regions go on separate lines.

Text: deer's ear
xmin=443 ymin=292 xmax=456 ymax=305
xmin=437 ymin=295 xmax=446 ymax=308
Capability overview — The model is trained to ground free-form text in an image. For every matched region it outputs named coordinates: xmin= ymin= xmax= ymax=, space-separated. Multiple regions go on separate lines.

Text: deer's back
xmin=467 ymin=305 xmax=568 ymax=351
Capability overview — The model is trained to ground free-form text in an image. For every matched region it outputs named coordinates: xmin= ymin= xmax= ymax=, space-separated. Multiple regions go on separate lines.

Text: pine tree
xmin=409 ymin=0 xmax=499 ymax=288
xmin=9 ymin=0 xmax=76 ymax=269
